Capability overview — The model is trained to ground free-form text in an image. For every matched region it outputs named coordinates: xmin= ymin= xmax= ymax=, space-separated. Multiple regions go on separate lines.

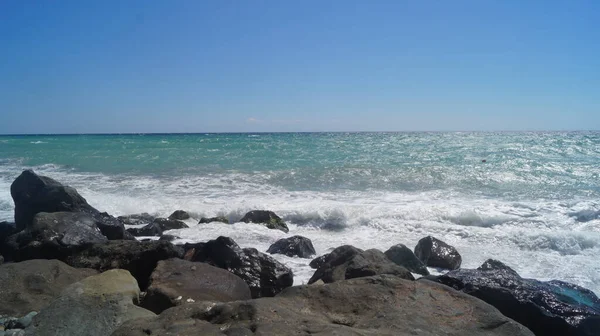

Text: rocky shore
xmin=0 ymin=170 xmax=598 ymax=335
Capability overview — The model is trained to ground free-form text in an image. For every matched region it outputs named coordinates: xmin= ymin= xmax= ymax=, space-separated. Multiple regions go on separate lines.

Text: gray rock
xmin=168 ymin=210 xmax=190 ymax=220
xmin=384 ymin=243 xmax=429 ymax=275
xmin=239 ymin=210 xmax=288 ymax=233
xmin=5 ymin=329 xmax=25 ymax=336
xmin=267 ymin=235 xmax=315 ymax=258
xmin=414 ymin=236 xmax=462 ymax=270
xmin=142 ymin=258 xmax=251 ymax=314
xmin=198 ymin=216 xmax=229 ymax=224
xmin=25 ymin=269 xmax=155 ymax=336
xmin=7 ymin=312 xmax=37 ymax=329
xmin=126 ymin=222 xmax=162 ymax=237
xmin=0 ymin=259 xmax=97 ymax=316
xmin=112 ymin=275 xmax=534 ymax=336
xmin=117 ymin=213 xmax=155 ymax=226
xmin=153 ymin=218 xmax=189 ymax=231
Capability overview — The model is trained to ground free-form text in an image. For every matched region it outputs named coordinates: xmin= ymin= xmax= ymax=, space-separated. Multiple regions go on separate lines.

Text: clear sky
xmin=1 ymin=1 xmax=599 ymax=133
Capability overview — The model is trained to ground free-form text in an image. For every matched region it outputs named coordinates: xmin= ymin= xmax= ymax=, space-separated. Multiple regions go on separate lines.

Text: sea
xmin=1 ymin=132 xmax=599 ymax=293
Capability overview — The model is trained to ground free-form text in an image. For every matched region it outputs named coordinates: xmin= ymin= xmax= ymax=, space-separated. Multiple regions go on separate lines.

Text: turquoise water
xmin=1 ymin=132 xmax=599 ymax=291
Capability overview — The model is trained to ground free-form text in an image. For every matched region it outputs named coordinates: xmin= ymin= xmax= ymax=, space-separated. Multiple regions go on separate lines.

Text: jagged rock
xmin=308 ymin=246 xmax=414 ymax=284
xmin=0 ymin=221 xmax=16 ymax=243
xmin=267 ymin=235 xmax=316 ymax=258
xmin=414 ymin=236 xmax=462 ymax=270
xmin=183 ymin=236 xmax=293 ymax=298
xmin=309 ymin=254 xmax=328 ymax=269
xmin=168 ymin=210 xmax=190 ymax=220
xmin=112 ymin=275 xmax=534 ymax=336
xmin=141 ymin=258 xmax=251 ymax=314
xmin=126 ymin=222 xmax=162 ymax=237
xmin=65 ymin=240 xmax=183 ymax=290
xmin=384 ymin=243 xmax=429 ymax=275
xmin=433 ymin=259 xmax=600 ymax=336
xmin=239 ymin=210 xmax=289 ymax=233
xmin=94 ymin=212 xmax=133 ymax=240
xmin=117 ymin=213 xmax=155 ymax=226
xmin=0 ymin=259 xmax=97 ymax=316
xmin=152 ymin=218 xmax=189 ymax=231
xmin=198 ymin=216 xmax=229 ymax=224
xmin=158 ymin=234 xmax=178 ymax=242
xmin=25 ymin=269 xmax=155 ymax=336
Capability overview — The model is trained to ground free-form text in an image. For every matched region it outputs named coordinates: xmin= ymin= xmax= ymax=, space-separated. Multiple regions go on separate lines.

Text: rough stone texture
xmin=384 ymin=243 xmax=430 ymax=275
xmin=142 ymin=258 xmax=252 ymax=314
xmin=117 ymin=213 xmax=155 ymax=226
xmin=414 ymin=236 xmax=462 ymax=270
xmin=308 ymin=246 xmax=414 ymax=284
xmin=25 ymin=269 xmax=155 ymax=336
xmin=0 ymin=259 xmax=97 ymax=316
xmin=168 ymin=210 xmax=190 ymax=220
xmin=309 ymin=254 xmax=329 ymax=269
xmin=65 ymin=240 xmax=183 ymax=290
xmin=267 ymin=235 xmax=316 ymax=258
xmin=239 ymin=210 xmax=289 ymax=233
xmin=159 ymin=234 xmax=178 ymax=242
xmin=434 ymin=259 xmax=600 ymax=336
xmin=153 ymin=218 xmax=189 ymax=231
xmin=0 ymin=221 xmax=16 ymax=243
xmin=126 ymin=222 xmax=163 ymax=237
xmin=183 ymin=236 xmax=293 ymax=298
xmin=198 ymin=216 xmax=229 ymax=224
xmin=94 ymin=212 xmax=133 ymax=241
xmin=112 ymin=275 xmax=534 ymax=336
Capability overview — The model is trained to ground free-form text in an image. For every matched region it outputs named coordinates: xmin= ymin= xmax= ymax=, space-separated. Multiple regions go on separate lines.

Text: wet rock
xmin=158 ymin=234 xmax=178 ymax=242
xmin=433 ymin=259 xmax=600 ymax=336
xmin=117 ymin=213 xmax=155 ymax=226
xmin=112 ymin=275 xmax=533 ymax=336
xmin=93 ymin=212 xmax=132 ymax=240
xmin=384 ymin=243 xmax=429 ymax=276
xmin=239 ymin=210 xmax=288 ymax=233
xmin=308 ymin=246 xmax=414 ymax=284
xmin=153 ymin=218 xmax=189 ymax=231
xmin=184 ymin=236 xmax=293 ymax=298
xmin=309 ymin=254 xmax=328 ymax=269
xmin=267 ymin=235 xmax=315 ymax=258
xmin=0 ymin=222 xmax=16 ymax=243
xmin=7 ymin=312 xmax=37 ymax=329
xmin=198 ymin=216 xmax=229 ymax=224
xmin=126 ymin=222 xmax=163 ymax=237
xmin=65 ymin=240 xmax=183 ymax=290
xmin=0 ymin=259 xmax=97 ymax=316
xmin=168 ymin=210 xmax=190 ymax=220
xmin=414 ymin=236 xmax=462 ymax=270
xmin=142 ymin=258 xmax=251 ymax=314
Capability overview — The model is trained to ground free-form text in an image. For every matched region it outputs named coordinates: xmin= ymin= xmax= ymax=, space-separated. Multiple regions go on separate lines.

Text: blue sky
xmin=1 ymin=1 xmax=599 ymax=133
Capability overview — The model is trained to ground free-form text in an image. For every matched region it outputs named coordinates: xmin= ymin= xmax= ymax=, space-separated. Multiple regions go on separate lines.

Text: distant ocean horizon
xmin=1 ymin=131 xmax=599 ymax=292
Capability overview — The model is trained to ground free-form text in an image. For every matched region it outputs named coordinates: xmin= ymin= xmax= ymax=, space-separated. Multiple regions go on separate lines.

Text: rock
xmin=239 ymin=210 xmax=289 ymax=233
xmin=266 ymin=235 xmax=316 ymax=258
xmin=126 ymin=222 xmax=162 ymax=237
xmin=0 ymin=255 xmax=3 ymax=265
xmin=65 ymin=240 xmax=183 ymax=290
xmin=309 ymin=246 xmax=414 ymax=284
xmin=198 ymin=216 xmax=229 ymax=224
xmin=8 ymin=312 xmax=37 ymax=329
xmin=168 ymin=210 xmax=190 ymax=220
xmin=153 ymin=218 xmax=189 ymax=231
xmin=10 ymin=170 xmax=97 ymax=231
xmin=2 ymin=212 xmax=108 ymax=261
xmin=112 ymin=275 xmax=534 ymax=336
xmin=183 ymin=236 xmax=293 ymax=298
xmin=0 ymin=221 xmax=16 ymax=243
xmin=158 ymin=234 xmax=178 ymax=242
xmin=5 ymin=330 xmax=25 ymax=336
xmin=433 ymin=259 xmax=600 ymax=336
xmin=384 ymin=243 xmax=429 ymax=276
xmin=93 ymin=212 xmax=132 ymax=240
xmin=414 ymin=236 xmax=462 ymax=270
xmin=0 ymin=259 xmax=97 ymax=316
xmin=309 ymin=254 xmax=328 ymax=269
xmin=141 ymin=258 xmax=251 ymax=314
xmin=25 ymin=269 xmax=155 ymax=336
xmin=117 ymin=213 xmax=155 ymax=226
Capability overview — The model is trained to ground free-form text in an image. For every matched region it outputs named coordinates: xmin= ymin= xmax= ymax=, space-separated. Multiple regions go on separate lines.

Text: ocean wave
xmin=442 ymin=211 xmax=518 ymax=228
xmin=569 ymin=209 xmax=600 ymax=223
xmin=282 ymin=209 xmax=349 ymax=231
xmin=511 ymin=231 xmax=600 ymax=255
xmin=30 ymin=141 xmax=47 ymax=144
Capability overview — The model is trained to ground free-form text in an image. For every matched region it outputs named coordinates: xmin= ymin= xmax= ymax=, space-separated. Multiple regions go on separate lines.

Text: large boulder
xmin=239 ymin=210 xmax=289 ymax=233
xmin=142 ymin=258 xmax=252 ymax=314
xmin=2 ymin=212 xmax=108 ymax=261
xmin=0 ymin=221 xmax=16 ymax=242
xmin=65 ymin=240 xmax=183 ymax=290
xmin=198 ymin=216 xmax=229 ymax=224
xmin=0 ymin=259 xmax=97 ymax=316
xmin=308 ymin=246 xmax=414 ymax=284
xmin=433 ymin=259 xmax=600 ymax=336
xmin=168 ymin=210 xmax=190 ymax=220
xmin=385 ymin=243 xmax=429 ymax=275
xmin=267 ymin=235 xmax=316 ymax=258
xmin=25 ymin=269 xmax=155 ymax=336
xmin=153 ymin=218 xmax=189 ymax=231
xmin=125 ymin=221 xmax=162 ymax=237
xmin=112 ymin=275 xmax=534 ymax=336
xmin=414 ymin=236 xmax=462 ymax=270
xmin=183 ymin=236 xmax=293 ymax=298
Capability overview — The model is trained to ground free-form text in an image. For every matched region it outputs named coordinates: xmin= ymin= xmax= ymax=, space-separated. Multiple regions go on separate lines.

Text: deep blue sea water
xmin=1 ymin=132 xmax=599 ymax=291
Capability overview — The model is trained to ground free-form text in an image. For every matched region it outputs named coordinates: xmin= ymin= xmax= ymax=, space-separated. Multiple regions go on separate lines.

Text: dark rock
xmin=414 ymin=236 xmax=462 ymax=270
xmin=158 ymin=234 xmax=178 ymax=242
xmin=93 ymin=212 xmax=131 ymax=240
xmin=168 ymin=210 xmax=190 ymax=220
xmin=308 ymin=246 xmax=414 ymax=284
xmin=183 ymin=236 xmax=293 ymax=298
xmin=384 ymin=243 xmax=429 ymax=275
xmin=0 ymin=255 xmax=3 ymax=265
xmin=0 ymin=221 xmax=16 ymax=242
xmin=309 ymin=254 xmax=328 ymax=269
xmin=10 ymin=170 xmax=97 ymax=231
xmin=266 ymin=235 xmax=315 ymax=258
xmin=126 ymin=222 xmax=163 ymax=237
xmin=112 ymin=275 xmax=534 ymax=336
xmin=199 ymin=216 xmax=229 ymax=224
xmin=239 ymin=210 xmax=288 ymax=233
xmin=153 ymin=218 xmax=189 ymax=231
xmin=65 ymin=240 xmax=183 ymax=290
xmin=433 ymin=259 xmax=600 ymax=336
xmin=117 ymin=213 xmax=155 ymax=226
xmin=8 ymin=312 xmax=37 ymax=329
xmin=0 ymin=259 xmax=97 ymax=316
xmin=142 ymin=258 xmax=251 ymax=314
